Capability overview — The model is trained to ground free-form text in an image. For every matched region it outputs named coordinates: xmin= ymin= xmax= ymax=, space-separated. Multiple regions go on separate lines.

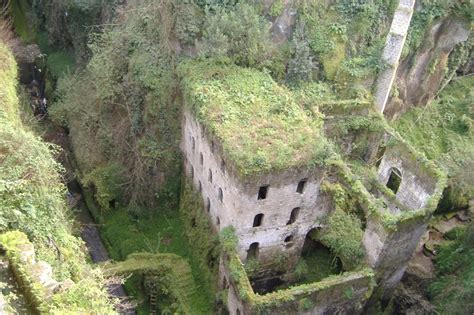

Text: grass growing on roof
xmin=179 ymin=60 xmax=328 ymax=176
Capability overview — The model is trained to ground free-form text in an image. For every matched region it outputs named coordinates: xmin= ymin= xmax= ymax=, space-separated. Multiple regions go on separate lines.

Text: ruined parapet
xmin=375 ymin=0 xmax=415 ymax=113
xmin=0 ymin=231 xmax=73 ymax=312
xmin=362 ymin=135 xmax=446 ymax=300
xmin=218 ymin=228 xmax=375 ymax=315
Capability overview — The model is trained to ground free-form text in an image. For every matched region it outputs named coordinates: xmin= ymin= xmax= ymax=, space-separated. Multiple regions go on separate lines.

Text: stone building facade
xmin=182 ymin=109 xmax=333 ymax=270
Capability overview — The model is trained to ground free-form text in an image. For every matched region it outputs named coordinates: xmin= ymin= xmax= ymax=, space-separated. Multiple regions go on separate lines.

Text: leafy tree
xmin=287 ymin=21 xmax=316 ymax=85
xmin=199 ymin=2 xmax=274 ymax=67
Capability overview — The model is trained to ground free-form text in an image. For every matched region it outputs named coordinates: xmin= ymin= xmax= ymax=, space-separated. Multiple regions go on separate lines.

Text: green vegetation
xmin=295 ymin=246 xmax=342 ymax=284
xmin=9 ymin=0 xmax=36 ymax=43
xmin=0 ymin=41 xmax=112 ymax=313
xmin=428 ymin=223 xmax=474 ymax=314
xmin=404 ymin=1 xmax=472 ymax=57
xmin=50 ymin=0 xmax=182 ymax=210
xmin=94 ymin=180 xmax=217 ymax=313
xmin=179 ymin=60 xmax=331 ymax=176
xmin=295 ymin=0 xmax=395 ymax=93
xmin=105 ymin=252 xmax=208 ymax=314
xmin=319 ymin=208 xmax=365 ymax=270
xmin=82 ymin=163 xmax=125 ymax=211
xmin=269 ymin=0 xmax=284 ymax=18
xmin=395 ymin=76 xmax=473 ymax=211
xmin=199 ymin=2 xmax=275 ymax=68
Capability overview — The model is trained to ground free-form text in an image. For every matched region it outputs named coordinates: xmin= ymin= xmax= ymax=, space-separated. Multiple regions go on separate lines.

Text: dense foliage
xmin=429 ymin=224 xmax=474 ymax=314
xmin=0 ymin=42 xmax=113 ymax=313
xmin=51 ymin=1 xmax=182 ymax=210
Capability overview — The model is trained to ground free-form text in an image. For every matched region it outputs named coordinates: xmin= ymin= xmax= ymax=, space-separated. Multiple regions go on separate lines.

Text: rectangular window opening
xmin=257 ymin=185 xmax=269 ymax=200
xmin=296 ymin=179 xmax=307 ymax=194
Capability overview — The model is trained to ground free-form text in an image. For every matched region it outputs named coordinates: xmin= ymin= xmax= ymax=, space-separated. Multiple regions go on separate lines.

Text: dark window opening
xmin=257 ymin=185 xmax=269 ymax=200
xmin=247 ymin=242 xmax=259 ymax=260
xmin=221 ymin=159 xmax=226 ymax=173
xmin=109 ymin=199 xmax=116 ymax=209
xmin=200 ymin=152 xmax=204 ymax=165
xmin=296 ymin=179 xmax=307 ymax=194
xmin=208 ymin=169 xmax=213 ymax=183
xmin=287 ymin=207 xmax=300 ymax=225
xmin=284 ymin=235 xmax=293 ymax=243
xmin=218 ymin=188 xmax=223 ymax=202
xmin=236 ymin=310 xmax=241 ymax=315
xmin=198 ymin=181 xmax=202 ymax=192
xmin=386 ymin=168 xmax=402 ymax=194
xmin=253 ymin=213 xmax=264 ymax=227
xmin=206 ymin=197 xmax=211 ymax=212
xmin=192 ymin=137 xmax=195 ymax=151
xmin=216 ymin=216 xmax=220 ymax=226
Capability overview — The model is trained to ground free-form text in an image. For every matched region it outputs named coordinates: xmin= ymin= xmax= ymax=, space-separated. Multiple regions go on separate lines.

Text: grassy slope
xmin=0 ymin=42 xmax=113 ymax=313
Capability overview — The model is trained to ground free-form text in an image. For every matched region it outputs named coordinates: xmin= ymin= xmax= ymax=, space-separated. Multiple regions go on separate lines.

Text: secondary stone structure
xmin=178 ymin=61 xmax=445 ymax=314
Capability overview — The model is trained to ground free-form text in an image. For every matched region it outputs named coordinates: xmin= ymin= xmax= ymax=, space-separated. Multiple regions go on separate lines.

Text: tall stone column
xmin=375 ymin=0 xmax=415 ymax=114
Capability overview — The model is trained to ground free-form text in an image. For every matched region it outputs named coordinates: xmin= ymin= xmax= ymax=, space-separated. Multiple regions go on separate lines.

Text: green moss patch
xmin=179 ymin=60 xmax=327 ymax=176
xmin=105 ymin=252 xmax=207 ymax=314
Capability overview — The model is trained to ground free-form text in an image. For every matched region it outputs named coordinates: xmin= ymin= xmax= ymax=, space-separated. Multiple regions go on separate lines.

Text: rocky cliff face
xmin=385 ymin=16 xmax=470 ymax=119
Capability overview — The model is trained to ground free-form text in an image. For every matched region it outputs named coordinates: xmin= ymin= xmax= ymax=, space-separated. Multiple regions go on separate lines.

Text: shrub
xmin=199 ymin=2 xmax=274 ymax=67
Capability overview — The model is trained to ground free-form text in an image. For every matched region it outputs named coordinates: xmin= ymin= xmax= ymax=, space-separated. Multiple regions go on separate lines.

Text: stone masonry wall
xmin=181 ymin=109 xmax=332 ymax=269
xmin=377 ymin=145 xmax=436 ymax=211
xmin=218 ymin=259 xmax=373 ymax=315
xmin=375 ymin=0 xmax=415 ymax=113
xmin=363 ymin=217 xmax=428 ymax=299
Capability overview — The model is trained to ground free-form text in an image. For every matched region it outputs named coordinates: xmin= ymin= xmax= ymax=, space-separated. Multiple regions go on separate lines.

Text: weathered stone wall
xmin=377 ymin=144 xmax=436 ymax=211
xmin=363 ymin=141 xmax=442 ymax=300
xmin=181 ymin=109 xmax=332 ymax=268
xmin=219 ymin=258 xmax=374 ymax=315
xmin=375 ymin=0 xmax=415 ymax=113
xmin=385 ymin=16 xmax=470 ymax=119
xmin=363 ymin=217 xmax=428 ymax=300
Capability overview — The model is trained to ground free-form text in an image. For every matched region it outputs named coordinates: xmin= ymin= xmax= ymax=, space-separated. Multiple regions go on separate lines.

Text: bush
xmin=199 ymin=2 xmax=274 ymax=67
xmin=319 ymin=208 xmax=365 ymax=270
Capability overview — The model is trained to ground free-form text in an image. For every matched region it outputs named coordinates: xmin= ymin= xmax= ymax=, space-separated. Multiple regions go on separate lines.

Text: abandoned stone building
xmin=182 ymin=108 xmax=329 ymax=270
xmin=178 ymin=60 xmax=445 ymax=314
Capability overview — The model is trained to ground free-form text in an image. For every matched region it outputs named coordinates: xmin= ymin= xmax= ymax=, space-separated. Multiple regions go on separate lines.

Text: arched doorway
xmin=299 ymin=228 xmax=342 ymax=283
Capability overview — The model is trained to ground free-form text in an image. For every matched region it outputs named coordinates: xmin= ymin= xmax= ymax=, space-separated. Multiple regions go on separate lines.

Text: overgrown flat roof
xmin=179 ymin=60 xmax=327 ymax=176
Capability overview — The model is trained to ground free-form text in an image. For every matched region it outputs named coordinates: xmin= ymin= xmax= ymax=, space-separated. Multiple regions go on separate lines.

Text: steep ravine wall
xmin=385 ymin=10 xmax=471 ymax=119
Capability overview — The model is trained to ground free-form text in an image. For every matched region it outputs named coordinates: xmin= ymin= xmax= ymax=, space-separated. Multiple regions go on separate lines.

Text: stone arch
xmin=301 ymin=228 xmax=342 ymax=276
xmin=247 ymin=242 xmax=259 ymax=260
